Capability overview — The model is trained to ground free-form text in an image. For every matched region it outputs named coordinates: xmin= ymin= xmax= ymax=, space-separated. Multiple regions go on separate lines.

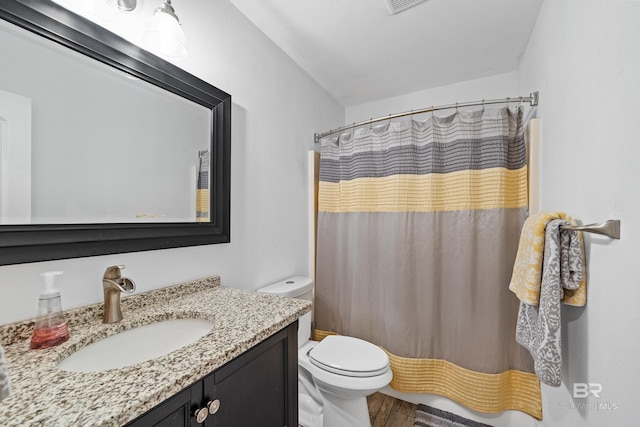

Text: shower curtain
xmin=196 ymin=150 xmax=209 ymax=222
xmin=315 ymin=107 xmax=542 ymax=419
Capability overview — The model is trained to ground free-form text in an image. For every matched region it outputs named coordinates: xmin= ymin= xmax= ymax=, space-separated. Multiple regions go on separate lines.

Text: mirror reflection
xmin=0 ymin=18 xmax=211 ymax=224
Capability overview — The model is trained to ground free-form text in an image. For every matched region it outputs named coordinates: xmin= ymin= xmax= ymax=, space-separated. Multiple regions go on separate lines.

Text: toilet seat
xmin=308 ymin=335 xmax=390 ymax=378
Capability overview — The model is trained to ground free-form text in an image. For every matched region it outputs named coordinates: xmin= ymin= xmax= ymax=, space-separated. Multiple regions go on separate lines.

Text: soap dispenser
xmin=30 ymin=271 xmax=70 ymax=350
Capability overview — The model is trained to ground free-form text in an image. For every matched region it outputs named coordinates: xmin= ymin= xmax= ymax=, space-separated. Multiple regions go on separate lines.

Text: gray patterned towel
xmin=515 ymin=219 xmax=585 ymax=387
xmin=0 ymin=344 xmax=10 ymax=402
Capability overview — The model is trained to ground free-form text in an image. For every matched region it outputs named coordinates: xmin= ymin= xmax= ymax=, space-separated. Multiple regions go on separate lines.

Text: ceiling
xmin=228 ymin=0 xmax=543 ymax=106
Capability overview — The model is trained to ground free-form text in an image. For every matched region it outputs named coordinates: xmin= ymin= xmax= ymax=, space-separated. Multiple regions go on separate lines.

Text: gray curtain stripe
xmin=315 ymin=209 xmax=534 ymax=374
xmin=197 ymin=151 xmax=209 ymax=190
xmin=319 ymin=136 xmax=526 ymax=182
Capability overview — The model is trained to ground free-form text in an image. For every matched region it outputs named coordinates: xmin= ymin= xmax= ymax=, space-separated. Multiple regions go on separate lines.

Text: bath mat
xmin=414 ymin=404 xmax=493 ymax=427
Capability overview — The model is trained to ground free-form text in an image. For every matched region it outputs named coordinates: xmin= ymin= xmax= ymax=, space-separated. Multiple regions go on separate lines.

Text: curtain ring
xmin=506 ymin=97 xmax=511 ymax=108
xmin=455 ymin=102 xmax=459 ymax=112
xmin=431 ymin=106 xmax=435 ymax=118
xmin=481 ymin=99 xmax=485 ymax=111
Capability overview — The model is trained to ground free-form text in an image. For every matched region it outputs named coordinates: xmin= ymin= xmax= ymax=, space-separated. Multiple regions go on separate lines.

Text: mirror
xmin=0 ymin=19 xmax=213 ymax=224
xmin=0 ymin=1 xmax=231 ymax=265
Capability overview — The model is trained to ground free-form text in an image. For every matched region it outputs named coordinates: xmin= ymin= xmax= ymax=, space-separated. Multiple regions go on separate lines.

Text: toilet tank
xmin=258 ymin=276 xmax=313 ymax=346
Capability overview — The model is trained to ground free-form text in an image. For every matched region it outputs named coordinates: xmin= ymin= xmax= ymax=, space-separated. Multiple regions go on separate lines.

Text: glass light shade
xmin=142 ymin=10 xmax=187 ymax=60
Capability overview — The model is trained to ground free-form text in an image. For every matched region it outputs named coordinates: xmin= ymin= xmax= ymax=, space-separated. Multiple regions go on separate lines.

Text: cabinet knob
xmin=194 ymin=407 xmax=209 ymax=424
xmin=207 ymin=399 xmax=221 ymax=415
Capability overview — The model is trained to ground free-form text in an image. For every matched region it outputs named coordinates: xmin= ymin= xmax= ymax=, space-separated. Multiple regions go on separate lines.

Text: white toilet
xmin=258 ymin=277 xmax=392 ymax=427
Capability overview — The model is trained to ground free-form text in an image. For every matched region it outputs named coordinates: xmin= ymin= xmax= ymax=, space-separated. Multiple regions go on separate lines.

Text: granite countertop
xmin=0 ymin=276 xmax=311 ymax=427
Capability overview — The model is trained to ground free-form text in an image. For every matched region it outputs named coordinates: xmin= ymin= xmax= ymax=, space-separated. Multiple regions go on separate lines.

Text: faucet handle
xmin=103 ymin=265 xmax=126 ymax=280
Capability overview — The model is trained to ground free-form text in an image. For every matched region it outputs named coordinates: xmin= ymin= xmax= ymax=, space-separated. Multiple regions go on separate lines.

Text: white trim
xmin=526 ymin=118 xmax=541 ymax=215
xmin=0 ymin=118 xmax=8 ymax=218
xmin=0 ymin=89 xmax=32 ymax=224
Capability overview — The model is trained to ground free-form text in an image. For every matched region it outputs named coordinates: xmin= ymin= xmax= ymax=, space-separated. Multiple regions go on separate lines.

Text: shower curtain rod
xmin=314 ymin=91 xmax=539 ymax=143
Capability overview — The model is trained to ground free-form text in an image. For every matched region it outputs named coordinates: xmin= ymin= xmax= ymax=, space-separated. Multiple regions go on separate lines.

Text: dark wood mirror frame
xmin=0 ymin=0 xmax=231 ymax=265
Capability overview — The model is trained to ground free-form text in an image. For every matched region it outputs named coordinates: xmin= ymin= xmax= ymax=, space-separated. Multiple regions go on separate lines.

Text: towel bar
xmin=561 ymin=219 xmax=620 ymax=239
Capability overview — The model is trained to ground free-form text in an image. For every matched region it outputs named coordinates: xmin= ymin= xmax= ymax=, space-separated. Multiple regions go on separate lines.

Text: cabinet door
xmin=204 ymin=323 xmax=298 ymax=427
xmin=126 ymin=387 xmax=195 ymax=427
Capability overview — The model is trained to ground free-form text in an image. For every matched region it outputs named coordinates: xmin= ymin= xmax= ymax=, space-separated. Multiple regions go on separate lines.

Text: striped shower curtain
xmin=196 ymin=150 xmax=209 ymax=222
xmin=315 ymin=107 xmax=542 ymax=419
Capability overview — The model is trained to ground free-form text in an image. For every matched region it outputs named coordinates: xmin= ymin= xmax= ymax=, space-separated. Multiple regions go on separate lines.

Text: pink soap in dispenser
xmin=30 ymin=271 xmax=70 ymax=350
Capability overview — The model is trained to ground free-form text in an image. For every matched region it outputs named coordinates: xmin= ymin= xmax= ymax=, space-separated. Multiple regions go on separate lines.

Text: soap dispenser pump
xmin=30 ymin=271 xmax=70 ymax=350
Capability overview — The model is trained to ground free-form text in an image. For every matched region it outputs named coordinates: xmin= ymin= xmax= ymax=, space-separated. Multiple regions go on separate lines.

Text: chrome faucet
xmin=102 ymin=265 xmax=136 ymax=324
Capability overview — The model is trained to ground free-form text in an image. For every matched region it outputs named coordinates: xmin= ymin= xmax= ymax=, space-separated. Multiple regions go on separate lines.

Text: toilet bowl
xmin=258 ymin=277 xmax=392 ymax=427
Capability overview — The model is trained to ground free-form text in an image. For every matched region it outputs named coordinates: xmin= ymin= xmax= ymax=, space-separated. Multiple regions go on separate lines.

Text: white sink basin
xmin=58 ymin=318 xmax=214 ymax=372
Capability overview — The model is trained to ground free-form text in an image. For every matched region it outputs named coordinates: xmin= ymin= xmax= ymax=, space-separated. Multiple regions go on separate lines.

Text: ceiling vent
xmin=384 ymin=0 xmax=428 ymax=15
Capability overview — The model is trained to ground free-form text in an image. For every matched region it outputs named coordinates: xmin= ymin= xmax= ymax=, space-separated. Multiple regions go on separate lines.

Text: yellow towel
xmin=509 ymin=212 xmax=587 ymax=306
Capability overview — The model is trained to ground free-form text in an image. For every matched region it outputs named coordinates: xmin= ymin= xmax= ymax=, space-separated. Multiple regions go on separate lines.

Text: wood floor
xmin=367 ymin=392 xmax=417 ymax=427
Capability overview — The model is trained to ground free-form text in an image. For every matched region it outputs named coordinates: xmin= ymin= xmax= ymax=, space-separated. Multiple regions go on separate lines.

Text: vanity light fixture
xmin=142 ymin=0 xmax=188 ymax=60
xmin=104 ymin=0 xmax=137 ymax=12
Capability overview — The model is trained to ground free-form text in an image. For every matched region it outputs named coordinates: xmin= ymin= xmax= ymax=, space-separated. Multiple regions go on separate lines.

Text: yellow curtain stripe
xmin=196 ymin=189 xmax=209 ymax=222
xmin=319 ymin=167 xmax=528 ymax=213
xmin=313 ymin=329 xmax=542 ymax=420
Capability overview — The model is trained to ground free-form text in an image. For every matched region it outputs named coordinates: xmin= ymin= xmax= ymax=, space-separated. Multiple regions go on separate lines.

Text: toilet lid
xmin=308 ymin=335 xmax=390 ymax=378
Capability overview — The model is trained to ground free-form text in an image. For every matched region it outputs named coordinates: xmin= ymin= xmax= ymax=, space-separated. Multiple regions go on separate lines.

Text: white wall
xmin=346 ymin=71 xmax=520 ymax=124
xmin=0 ymin=0 xmax=344 ymax=324
xmin=518 ymin=0 xmax=640 ymax=425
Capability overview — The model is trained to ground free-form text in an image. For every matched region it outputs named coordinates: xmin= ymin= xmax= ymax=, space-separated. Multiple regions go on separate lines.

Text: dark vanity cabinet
xmin=126 ymin=322 xmax=298 ymax=427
